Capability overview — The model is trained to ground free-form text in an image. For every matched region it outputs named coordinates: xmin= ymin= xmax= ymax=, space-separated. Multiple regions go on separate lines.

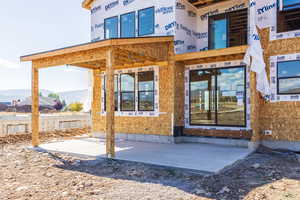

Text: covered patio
xmin=36 ymin=137 xmax=253 ymax=173
xmin=21 ymin=36 xmax=174 ymax=158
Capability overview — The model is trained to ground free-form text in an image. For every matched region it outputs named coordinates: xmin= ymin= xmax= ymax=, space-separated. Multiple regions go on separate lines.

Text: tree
xmin=48 ymin=93 xmax=60 ymax=100
xmin=68 ymin=102 xmax=83 ymax=112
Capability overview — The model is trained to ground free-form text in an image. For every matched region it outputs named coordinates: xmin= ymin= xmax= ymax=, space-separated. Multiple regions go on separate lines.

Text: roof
xmin=20 ymin=36 xmax=173 ymax=62
xmin=82 ymin=0 xmax=229 ymax=10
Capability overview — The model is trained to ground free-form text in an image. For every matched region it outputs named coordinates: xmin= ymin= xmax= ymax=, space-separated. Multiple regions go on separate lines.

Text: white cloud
xmin=0 ymin=58 xmax=22 ymax=69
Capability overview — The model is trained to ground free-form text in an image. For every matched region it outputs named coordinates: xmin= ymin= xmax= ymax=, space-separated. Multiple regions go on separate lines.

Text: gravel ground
xmin=1 ymin=142 xmax=300 ymax=200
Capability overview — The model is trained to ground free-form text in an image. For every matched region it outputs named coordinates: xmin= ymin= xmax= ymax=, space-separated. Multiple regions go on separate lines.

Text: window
xmin=277 ymin=0 xmax=300 ymax=33
xmin=189 ymin=66 xmax=246 ymax=126
xmin=208 ymin=9 xmax=248 ymax=50
xmin=104 ymin=16 xmax=118 ymax=39
xmin=138 ymin=7 xmax=155 ymax=36
xmin=120 ymin=73 xmax=135 ymax=111
xmin=138 ymin=71 xmax=155 ymax=111
xmin=103 ymin=75 xmax=119 ymax=111
xmin=277 ymin=60 xmax=300 ymax=94
xmin=121 ymin=12 xmax=136 ymax=38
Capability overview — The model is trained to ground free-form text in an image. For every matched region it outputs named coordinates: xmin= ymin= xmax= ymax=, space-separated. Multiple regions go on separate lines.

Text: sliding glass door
xmin=189 ymin=66 xmax=246 ymax=127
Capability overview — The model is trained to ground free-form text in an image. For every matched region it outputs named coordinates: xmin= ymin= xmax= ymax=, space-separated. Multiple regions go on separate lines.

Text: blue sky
xmin=0 ymin=0 xmax=91 ymax=92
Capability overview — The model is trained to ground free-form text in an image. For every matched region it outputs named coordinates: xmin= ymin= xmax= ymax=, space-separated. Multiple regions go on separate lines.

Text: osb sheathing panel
xmin=184 ymin=128 xmax=252 ymax=139
xmin=174 ymin=62 xmax=185 ymax=127
xmin=92 ymin=64 xmax=173 ymax=136
xmin=258 ymin=29 xmax=300 ymax=142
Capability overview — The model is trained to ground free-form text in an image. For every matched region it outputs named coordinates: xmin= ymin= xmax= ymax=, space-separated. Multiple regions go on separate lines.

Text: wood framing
xmin=31 ymin=64 xmax=40 ymax=147
xmin=105 ymin=48 xmax=115 ymax=158
xmin=21 ymin=36 xmax=173 ymax=156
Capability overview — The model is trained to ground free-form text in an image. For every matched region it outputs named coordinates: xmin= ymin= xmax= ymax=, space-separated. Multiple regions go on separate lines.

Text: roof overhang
xmin=20 ymin=36 xmax=174 ymax=70
xmin=82 ymin=0 xmax=94 ymax=10
xmin=82 ymin=0 xmax=230 ymax=10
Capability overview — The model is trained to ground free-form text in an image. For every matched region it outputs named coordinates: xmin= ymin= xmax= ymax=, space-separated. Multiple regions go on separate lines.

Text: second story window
xmin=208 ymin=9 xmax=248 ymax=50
xmin=138 ymin=7 xmax=155 ymax=36
xmin=104 ymin=16 xmax=118 ymax=39
xmin=121 ymin=12 xmax=136 ymax=38
xmin=277 ymin=0 xmax=300 ymax=33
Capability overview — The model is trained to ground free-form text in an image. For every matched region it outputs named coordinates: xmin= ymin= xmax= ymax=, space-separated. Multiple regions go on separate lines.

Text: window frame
xmin=137 ymin=71 xmax=155 ymax=111
xmin=208 ymin=8 xmax=248 ymax=50
xmin=120 ymin=73 xmax=136 ymax=111
xmin=138 ymin=6 xmax=155 ymax=37
xmin=104 ymin=15 xmax=119 ymax=39
xmin=120 ymin=11 xmax=136 ymax=38
xmin=188 ymin=66 xmax=247 ymax=127
xmin=277 ymin=60 xmax=300 ymax=95
xmin=277 ymin=1 xmax=300 ymax=33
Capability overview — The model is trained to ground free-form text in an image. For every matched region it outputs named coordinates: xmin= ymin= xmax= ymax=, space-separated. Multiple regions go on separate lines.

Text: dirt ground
xmin=1 ymin=140 xmax=300 ymax=200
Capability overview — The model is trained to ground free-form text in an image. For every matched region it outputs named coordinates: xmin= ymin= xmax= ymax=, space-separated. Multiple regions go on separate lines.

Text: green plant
xmin=68 ymin=102 xmax=83 ymax=112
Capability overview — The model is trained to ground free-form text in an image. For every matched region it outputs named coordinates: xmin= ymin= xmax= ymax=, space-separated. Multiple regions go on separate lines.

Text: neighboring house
xmin=18 ymin=96 xmax=60 ymax=112
xmin=21 ymin=0 xmax=300 ymax=154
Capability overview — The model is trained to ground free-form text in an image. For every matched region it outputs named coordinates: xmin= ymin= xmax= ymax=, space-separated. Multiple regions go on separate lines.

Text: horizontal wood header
xmin=20 ymin=36 xmax=173 ymax=62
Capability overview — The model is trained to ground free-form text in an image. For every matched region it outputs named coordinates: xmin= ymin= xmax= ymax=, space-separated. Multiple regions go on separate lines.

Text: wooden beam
xmin=175 ymin=45 xmax=248 ymax=62
xmin=105 ymin=48 xmax=115 ymax=158
xmin=31 ymin=64 xmax=40 ymax=147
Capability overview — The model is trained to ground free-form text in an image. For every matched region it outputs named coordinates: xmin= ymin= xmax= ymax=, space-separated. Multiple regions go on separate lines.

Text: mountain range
xmin=0 ymin=89 xmax=89 ymax=105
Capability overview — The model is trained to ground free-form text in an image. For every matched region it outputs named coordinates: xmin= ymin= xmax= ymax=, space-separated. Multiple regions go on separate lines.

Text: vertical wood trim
xmin=105 ymin=48 xmax=115 ymax=158
xmin=32 ymin=64 xmax=40 ymax=147
xmin=168 ymin=42 xmax=176 ymax=135
xmin=92 ymin=69 xmax=101 ymax=134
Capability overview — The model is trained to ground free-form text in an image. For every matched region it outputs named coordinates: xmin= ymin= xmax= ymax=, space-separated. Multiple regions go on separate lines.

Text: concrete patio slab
xmin=36 ymin=138 xmax=253 ymax=173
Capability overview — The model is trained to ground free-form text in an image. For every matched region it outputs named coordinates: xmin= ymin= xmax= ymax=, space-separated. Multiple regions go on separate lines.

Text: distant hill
xmin=0 ymin=89 xmax=89 ymax=105
xmin=58 ymin=89 xmax=89 ymax=105
xmin=0 ymin=89 xmax=52 ymax=102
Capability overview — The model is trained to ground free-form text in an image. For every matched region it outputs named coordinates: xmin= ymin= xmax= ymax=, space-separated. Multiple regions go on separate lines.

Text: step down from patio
xmin=175 ymin=136 xmax=250 ymax=148
xmin=92 ymin=132 xmax=252 ymax=149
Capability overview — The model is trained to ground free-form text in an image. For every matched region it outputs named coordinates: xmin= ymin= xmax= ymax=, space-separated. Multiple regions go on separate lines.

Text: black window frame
xmin=208 ymin=8 xmax=248 ymax=50
xmin=120 ymin=73 xmax=136 ymax=111
xmin=137 ymin=71 xmax=155 ymax=111
xmin=120 ymin=11 xmax=136 ymax=38
xmin=138 ymin=6 xmax=155 ymax=37
xmin=277 ymin=60 xmax=300 ymax=95
xmin=189 ymin=66 xmax=247 ymax=127
xmin=104 ymin=15 xmax=119 ymax=39
xmin=277 ymin=0 xmax=300 ymax=33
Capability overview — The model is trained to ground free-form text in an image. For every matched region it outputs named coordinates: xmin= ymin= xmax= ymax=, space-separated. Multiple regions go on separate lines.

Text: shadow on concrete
xmin=43 ymin=147 xmax=300 ymax=200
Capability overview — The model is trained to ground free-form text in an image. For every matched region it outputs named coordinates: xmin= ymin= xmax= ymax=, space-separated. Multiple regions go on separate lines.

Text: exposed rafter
xmin=188 ymin=0 xmax=228 ymax=8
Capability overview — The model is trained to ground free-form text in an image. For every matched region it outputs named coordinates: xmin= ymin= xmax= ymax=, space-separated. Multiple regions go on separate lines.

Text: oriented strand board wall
xmin=258 ymin=29 xmax=300 ymax=142
xmin=92 ymin=65 xmax=173 ymax=136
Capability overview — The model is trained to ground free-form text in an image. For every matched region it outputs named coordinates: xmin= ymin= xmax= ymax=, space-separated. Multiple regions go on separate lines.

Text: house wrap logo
xmin=188 ymin=10 xmax=196 ymax=17
xmin=176 ymin=2 xmax=185 ymax=10
xmin=123 ymin=0 xmax=135 ymax=6
xmin=165 ymin=21 xmax=177 ymax=31
xmin=105 ymin=0 xmax=119 ymax=11
xmin=257 ymin=2 xmax=276 ymax=15
xmin=95 ymin=23 xmax=104 ymax=29
xmin=156 ymin=6 xmax=174 ymax=15
xmin=180 ymin=24 xmax=191 ymax=36
xmin=174 ymin=40 xmax=184 ymax=46
xmin=91 ymin=5 xmax=101 ymax=14
xmin=225 ymin=3 xmax=245 ymax=12
xmin=200 ymin=9 xmax=219 ymax=21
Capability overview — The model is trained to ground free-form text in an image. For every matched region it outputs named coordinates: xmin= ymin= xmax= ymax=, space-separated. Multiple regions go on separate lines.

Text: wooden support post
xmin=105 ymin=48 xmax=115 ymax=158
xmin=32 ymin=64 xmax=40 ymax=147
